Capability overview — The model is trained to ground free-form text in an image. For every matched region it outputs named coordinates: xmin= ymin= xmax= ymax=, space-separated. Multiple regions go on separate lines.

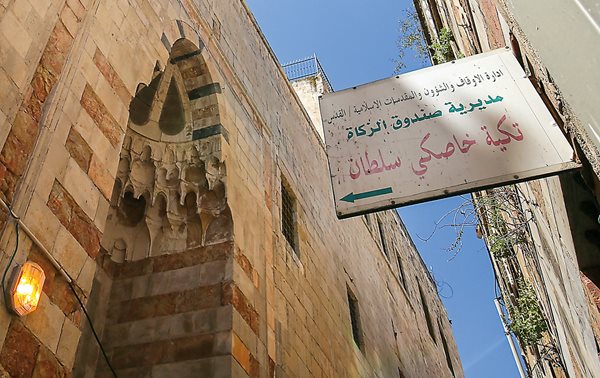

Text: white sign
xmin=320 ymin=48 xmax=579 ymax=218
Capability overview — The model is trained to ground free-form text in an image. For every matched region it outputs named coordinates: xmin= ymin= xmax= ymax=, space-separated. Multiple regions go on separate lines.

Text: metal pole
xmin=495 ymin=298 xmax=527 ymax=378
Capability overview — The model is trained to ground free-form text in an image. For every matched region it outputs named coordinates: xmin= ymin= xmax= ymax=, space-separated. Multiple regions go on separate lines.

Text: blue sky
xmin=246 ymin=1 xmax=520 ymax=377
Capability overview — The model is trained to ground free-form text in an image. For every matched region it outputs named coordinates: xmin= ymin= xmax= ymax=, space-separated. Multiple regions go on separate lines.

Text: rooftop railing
xmin=282 ymin=54 xmax=333 ymax=92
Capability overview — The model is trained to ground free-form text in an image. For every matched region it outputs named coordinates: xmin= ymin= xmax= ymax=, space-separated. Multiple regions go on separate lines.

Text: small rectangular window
xmin=347 ymin=286 xmax=364 ymax=350
xmin=281 ymin=180 xmax=298 ymax=255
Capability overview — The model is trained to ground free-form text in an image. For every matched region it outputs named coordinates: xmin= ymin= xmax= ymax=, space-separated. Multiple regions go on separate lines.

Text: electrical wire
xmin=0 ymin=202 xmax=118 ymax=377
xmin=67 ymin=282 xmax=118 ymax=378
xmin=1 ymin=208 xmax=19 ymax=308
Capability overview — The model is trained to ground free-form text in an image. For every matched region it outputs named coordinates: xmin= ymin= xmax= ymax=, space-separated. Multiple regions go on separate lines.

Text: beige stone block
xmin=76 ymin=256 xmax=95 ymax=295
xmin=12 ymin=0 xmax=32 ymax=24
xmin=35 ymin=139 xmax=70 ymax=201
xmin=90 ymin=25 xmax=113 ymax=59
xmin=94 ymin=76 xmax=125 ymax=130
xmin=0 ymin=58 xmax=24 ymax=116
xmin=75 ymin=110 xmax=117 ymax=172
xmin=24 ymin=293 xmax=64 ymax=352
xmin=30 ymin=0 xmax=51 ymax=18
xmin=61 ymin=158 xmax=100 ymax=219
xmin=79 ymin=52 xmax=99 ymax=89
xmin=94 ymin=196 xmax=110 ymax=232
xmin=0 ymin=296 xmax=13 ymax=348
xmin=73 ymin=108 xmax=96 ymax=143
xmin=0 ymin=109 xmax=8 ymax=149
xmin=0 ymin=10 xmax=32 ymax=58
xmin=60 ymin=3 xmax=79 ymax=37
xmin=70 ymin=72 xmax=88 ymax=101
xmin=0 ymin=221 xmax=29 ymax=272
xmin=51 ymin=226 xmax=87 ymax=280
xmin=62 ymin=90 xmax=83 ymax=125
xmin=56 ymin=317 xmax=80 ymax=369
xmin=89 ymin=155 xmax=115 ymax=201
xmin=83 ymin=37 xmax=97 ymax=57
xmin=23 ymin=192 xmax=60 ymax=252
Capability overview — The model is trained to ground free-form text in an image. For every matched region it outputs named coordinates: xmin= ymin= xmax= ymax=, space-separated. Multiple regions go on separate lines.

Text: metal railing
xmin=282 ymin=54 xmax=333 ymax=92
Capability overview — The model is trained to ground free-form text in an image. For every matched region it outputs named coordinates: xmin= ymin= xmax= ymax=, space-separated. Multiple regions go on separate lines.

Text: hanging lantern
xmin=8 ymin=261 xmax=45 ymax=316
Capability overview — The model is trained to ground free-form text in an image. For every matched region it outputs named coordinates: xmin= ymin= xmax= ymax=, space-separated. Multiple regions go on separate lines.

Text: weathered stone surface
xmin=0 ymin=321 xmax=40 ymax=378
xmin=222 ymin=282 xmax=259 ymax=336
xmin=23 ymin=293 xmax=65 ymax=353
xmin=47 ymin=180 xmax=101 ymax=259
xmin=88 ymin=156 xmax=113 ymax=200
xmin=0 ymin=2 xmax=462 ymax=377
xmin=80 ymin=84 xmax=122 ymax=147
xmin=32 ymin=346 xmax=68 ymax=378
xmin=115 ymin=284 xmax=222 ymax=323
xmin=28 ymin=246 xmax=81 ymax=324
xmin=65 ymin=128 xmax=92 ymax=172
xmin=56 ymin=318 xmax=80 ymax=369
xmin=93 ymin=47 xmax=131 ymax=105
xmin=110 ymin=331 xmax=230 ymax=369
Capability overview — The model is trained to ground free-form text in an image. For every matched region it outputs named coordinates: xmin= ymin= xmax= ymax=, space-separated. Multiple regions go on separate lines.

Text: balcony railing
xmin=282 ymin=54 xmax=333 ymax=92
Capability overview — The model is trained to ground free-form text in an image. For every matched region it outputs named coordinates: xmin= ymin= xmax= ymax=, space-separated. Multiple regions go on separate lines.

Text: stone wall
xmin=289 ymin=74 xmax=328 ymax=141
xmin=0 ymin=0 xmax=461 ymax=376
xmin=413 ymin=0 xmax=600 ymax=376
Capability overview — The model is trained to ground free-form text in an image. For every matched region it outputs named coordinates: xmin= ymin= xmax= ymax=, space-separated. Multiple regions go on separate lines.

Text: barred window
xmin=281 ymin=181 xmax=298 ymax=254
xmin=347 ymin=287 xmax=364 ymax=350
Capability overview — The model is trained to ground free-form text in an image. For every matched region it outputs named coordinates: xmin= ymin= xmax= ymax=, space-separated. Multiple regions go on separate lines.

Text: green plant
xmin=395 ymin=8 xmax=429 ymax=73
xmin=509 ymin=280 xmax=548 ymax=347
xmin=489 ymin=235 xmax=513 ymax=258
xmin=430 ymin=28 xmax=455 ymax=64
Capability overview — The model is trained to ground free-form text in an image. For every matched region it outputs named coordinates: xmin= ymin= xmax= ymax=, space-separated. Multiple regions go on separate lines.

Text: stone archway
xmin=74 ymin=36 xmax=235 ymax=377
xmin=101 ymin=37 xmax=231 ymax=261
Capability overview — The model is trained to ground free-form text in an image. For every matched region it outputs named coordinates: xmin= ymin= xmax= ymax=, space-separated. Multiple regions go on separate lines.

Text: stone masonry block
xmin=88 ymin=155 xmax=114 ymax=201
xmin=65 ymin=127 xmax=92 ymax=172
xmin=80 ymin=83 xmax=122 ymax=147
xmin=24 ymin=293 xmax=65 ymax=353
xmin=23 ymin=192 xmax=61 ymax=250
xmin=60 ymin=2 xmax=80 ymax=38
xmin=47 ymin=179 xmax=101 ymax=259
xmin=56 ymin=318 xmax=80 ymax=369
xmin=0 ymin=320 xmax=40 ymax=378
xmin=0 ymin=9 xmax=32 ymax=58
xmin=62 ymin=158 xmax=100 ymax=220
xmin=51 ymin=226 xmax=88 ymax=280
xmin=93 ymin=47 xmax=131 ymax=105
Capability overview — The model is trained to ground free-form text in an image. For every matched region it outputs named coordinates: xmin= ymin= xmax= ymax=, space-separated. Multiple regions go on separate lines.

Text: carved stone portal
xmin=101 ymin=38 xmax=232 ymax=262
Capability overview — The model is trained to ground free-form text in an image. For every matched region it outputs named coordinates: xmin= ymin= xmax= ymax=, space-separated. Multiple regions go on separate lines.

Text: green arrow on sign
xmin=340 ymin=187 xmax=393 ymax=203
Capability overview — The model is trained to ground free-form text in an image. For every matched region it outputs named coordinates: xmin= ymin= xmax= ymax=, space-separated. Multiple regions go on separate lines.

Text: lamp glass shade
xmin=9 ymin=262 xmax=45 ymax=316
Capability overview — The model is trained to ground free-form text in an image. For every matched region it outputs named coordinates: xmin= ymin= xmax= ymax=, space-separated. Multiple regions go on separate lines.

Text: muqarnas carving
xmin=101 ymin=38 xmax=231 ymax=262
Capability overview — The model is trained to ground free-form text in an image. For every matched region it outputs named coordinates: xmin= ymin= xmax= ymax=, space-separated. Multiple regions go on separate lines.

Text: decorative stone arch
xmin=100 ymin=33 xmax=231 ymax=261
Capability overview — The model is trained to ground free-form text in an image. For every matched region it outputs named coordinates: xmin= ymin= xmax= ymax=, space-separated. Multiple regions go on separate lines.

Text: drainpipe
xmin=494 ymin=298 xmax=527 ymax=378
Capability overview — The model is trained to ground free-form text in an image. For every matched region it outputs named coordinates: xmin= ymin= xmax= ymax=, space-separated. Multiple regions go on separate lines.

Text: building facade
xmin=0 ymin=0 xmax=461 ymax=377
xmin=413 ymin=0 xmax=600 ymax=376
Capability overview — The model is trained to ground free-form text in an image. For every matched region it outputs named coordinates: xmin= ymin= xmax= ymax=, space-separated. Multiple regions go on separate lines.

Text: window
xmin=347 ymin=286 xmax=364 ymax=350
xmin=281 ymin=180 xmax=298 ymax=255
xmin=377 ymin=218 xmax=390 ymax=260
xmin=418 ymin=284 xmax=437 ymax=343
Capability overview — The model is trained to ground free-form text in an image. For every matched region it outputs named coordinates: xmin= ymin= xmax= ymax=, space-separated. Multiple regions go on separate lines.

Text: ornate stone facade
xmin=0 ymin=1 xmax=461 ymax=377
